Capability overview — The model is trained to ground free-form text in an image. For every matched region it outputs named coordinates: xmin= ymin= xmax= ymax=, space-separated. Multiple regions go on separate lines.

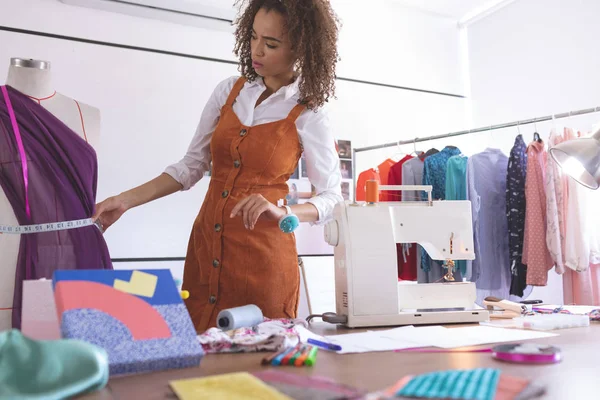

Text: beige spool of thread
xmin=365 ymin=180 xmax=380 ymax=203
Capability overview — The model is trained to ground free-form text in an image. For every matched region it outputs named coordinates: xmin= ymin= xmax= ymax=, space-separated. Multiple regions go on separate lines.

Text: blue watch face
xmin=279 ymin=215 xmax=299 ymax=233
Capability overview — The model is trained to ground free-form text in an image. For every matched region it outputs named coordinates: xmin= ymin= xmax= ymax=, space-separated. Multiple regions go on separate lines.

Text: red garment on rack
xmin=356 ymin=168 xmax=380 ymax=201
xmin=387 ymin=155 xmax=413 ymax=201
xmin=388 ymin=156 xmax=417 ymax=281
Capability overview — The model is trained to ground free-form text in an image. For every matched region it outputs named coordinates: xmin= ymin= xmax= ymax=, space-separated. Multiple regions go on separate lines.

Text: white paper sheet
xmin=296 ymin=325 xmax=425 ymax=354
xmin=385 ymin=325 xmax=559 ymax=349
xmin=296 ymin=324 xmax=559 ymax=354
xmin=378 ymin=325 xmax=446 ymax=346
xmin=325 ymin=328 xmax=425 ymax=354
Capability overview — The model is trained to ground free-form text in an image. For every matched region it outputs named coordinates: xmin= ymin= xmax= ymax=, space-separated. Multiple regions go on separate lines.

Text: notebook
xmin=52 ymin=269 xmax=204 ymax=375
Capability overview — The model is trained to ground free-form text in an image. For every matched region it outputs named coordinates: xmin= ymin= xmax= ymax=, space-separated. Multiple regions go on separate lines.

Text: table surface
xmin=78 ymin=322 xmax=600 ymax=400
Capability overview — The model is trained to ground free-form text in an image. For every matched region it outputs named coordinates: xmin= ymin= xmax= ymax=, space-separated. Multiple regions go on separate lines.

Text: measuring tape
xmin=0 ymin=218 xmax=103 ymax=234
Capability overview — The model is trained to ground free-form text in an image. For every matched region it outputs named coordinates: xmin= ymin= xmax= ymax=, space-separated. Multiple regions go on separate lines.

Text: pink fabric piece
xmin=21 ymin=279 xmax=60 ymax=340
xmin=55 ymin=280 xmax=171 ymax=340
xmin=523 ymin=140 xmax=553 ymax=286
xmin=563 ymin=265 xmax=600 ymax=306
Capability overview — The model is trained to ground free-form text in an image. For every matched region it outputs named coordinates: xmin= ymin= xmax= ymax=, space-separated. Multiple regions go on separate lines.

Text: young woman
xmin=93 ymin=0 xmax=343 ymax=332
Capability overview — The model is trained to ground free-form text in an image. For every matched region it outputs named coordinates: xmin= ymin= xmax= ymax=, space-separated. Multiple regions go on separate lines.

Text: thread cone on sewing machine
xmin=365 ymin=180 xmax=380 ymax=203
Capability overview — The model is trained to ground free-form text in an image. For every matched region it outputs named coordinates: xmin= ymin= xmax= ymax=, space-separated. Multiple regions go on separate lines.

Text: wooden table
xmin=79 ymin=322 xmax=600 ymax=399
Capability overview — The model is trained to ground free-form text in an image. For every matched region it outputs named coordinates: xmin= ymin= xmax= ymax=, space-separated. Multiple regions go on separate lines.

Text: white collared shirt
xmin=164 ymin=76 xmax=343 ymax=224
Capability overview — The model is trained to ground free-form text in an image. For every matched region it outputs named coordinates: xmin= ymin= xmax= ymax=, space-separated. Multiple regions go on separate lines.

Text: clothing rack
xmin=351 ymin=105 xmax=600 ymax=202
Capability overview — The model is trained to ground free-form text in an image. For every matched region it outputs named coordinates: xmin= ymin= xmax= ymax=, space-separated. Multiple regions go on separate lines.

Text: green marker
xmin=305 ymin=346 xmax=319 ymax=366
xmin=289 ymin=345 xmax=306 ymax=365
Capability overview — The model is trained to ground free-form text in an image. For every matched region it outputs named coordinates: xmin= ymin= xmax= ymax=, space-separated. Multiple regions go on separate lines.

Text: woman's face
xmin=251 ymin=8 xmax=296 ymax=79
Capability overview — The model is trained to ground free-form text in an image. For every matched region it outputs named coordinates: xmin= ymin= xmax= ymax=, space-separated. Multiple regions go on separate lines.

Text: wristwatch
xmin=278 ymin=203 xmax=299 ymax=233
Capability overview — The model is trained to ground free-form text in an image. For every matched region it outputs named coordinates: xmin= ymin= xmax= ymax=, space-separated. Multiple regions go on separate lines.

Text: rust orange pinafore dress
xmin=182 ymin=77 xmax=304 ymax=332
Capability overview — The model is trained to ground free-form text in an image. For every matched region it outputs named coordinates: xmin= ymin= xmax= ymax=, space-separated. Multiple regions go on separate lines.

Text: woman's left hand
xmin=230 ymin=194 xmax=286 ymax=230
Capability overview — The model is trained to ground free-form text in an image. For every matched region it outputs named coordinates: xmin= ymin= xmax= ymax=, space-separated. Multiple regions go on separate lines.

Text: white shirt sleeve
xmin=298 ymin=106 xmax=343 ymax=225
xmin=163 ymin=77 xmax=237 ymax=190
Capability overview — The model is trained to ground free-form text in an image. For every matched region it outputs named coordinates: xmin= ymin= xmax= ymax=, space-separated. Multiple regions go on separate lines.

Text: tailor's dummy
xmin=0 ymin=58 xmax=101 ymax=330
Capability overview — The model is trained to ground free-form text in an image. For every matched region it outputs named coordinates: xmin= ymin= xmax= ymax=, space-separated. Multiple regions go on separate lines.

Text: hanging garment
xmin=545 ymin=130 xmax=567 ymax=274
xmin=424 ymin=148 xmax=440 ymax=158
xmin=377 ymin=158 xmax=395 ymax=201
xmin=401 ymin=156 xmax=433 ymax=283
xmin=182 ymin=78 xmax=305 ymax=332
xmin=522 ymin=140 xmax=554 ymax=286
xmin=387 ymin=155 xmax=413 ymax=201
xmin=562 ymin=128 xmax=600 ymax=305
xmin=387 ymin=155 xmax=417 ymax=281
xmin=467 ymin=148 xmax=511 ymax=305
xmin=421 ymin=146 xmax=462 ymax=274
xmin=563 ymin=128 xmax=591 ymax=273
xmin=400 ymin=156 xmax=425 ymax=202
xmin=506 ymin=134 xmax=529 ymax=297
xmin=0 ymin=86 xmax=113 ymax=329
xmin=356 ymin=168 xmax=380 ymax=201
xmin=423 ymin=146 xmax=461 ymax=201
xmin=445 ymin=154 xmax=468 ymax=276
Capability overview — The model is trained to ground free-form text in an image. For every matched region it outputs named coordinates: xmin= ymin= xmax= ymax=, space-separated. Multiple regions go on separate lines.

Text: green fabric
xmin=0 ymin=329 xmax=109 ymax=400
xmin=445 ymin=154 xmax=468 ymax=276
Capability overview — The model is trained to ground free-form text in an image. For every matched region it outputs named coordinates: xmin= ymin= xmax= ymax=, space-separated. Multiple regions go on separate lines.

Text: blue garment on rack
xmin=467 ymin=148 xmax=511 ymax=306
xmin=421 ymin=146 xmax=462 ymax=273
xmin=445 ymin=154 xmax=468 ymax=276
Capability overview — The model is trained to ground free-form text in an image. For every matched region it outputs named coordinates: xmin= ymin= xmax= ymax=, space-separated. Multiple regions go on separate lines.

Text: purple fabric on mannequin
xmin=0 ymin=85 xmax=112 ymax=328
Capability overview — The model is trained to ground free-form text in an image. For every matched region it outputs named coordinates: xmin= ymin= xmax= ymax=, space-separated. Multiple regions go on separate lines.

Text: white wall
xmin=0 ymin=0 xmax=468 ymax=260
xmin=466 ymin=0 xmax=600 ymax=304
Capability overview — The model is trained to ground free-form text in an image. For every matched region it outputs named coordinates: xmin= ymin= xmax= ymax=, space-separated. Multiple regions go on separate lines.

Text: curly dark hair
xmin=233 ymin=0 xmax=340 ymax=109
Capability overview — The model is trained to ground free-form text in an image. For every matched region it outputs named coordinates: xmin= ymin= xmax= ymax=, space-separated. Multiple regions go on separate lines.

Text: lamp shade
xmin=549 ymin=127 xmax=600 ymax=190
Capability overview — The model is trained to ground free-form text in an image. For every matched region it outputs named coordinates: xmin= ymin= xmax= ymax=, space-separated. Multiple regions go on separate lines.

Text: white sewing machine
xmin=324 ymin=184 xmax=489 ymax=328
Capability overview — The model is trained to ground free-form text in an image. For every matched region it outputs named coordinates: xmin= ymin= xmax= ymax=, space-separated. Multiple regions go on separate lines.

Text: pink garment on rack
xmin=563 ymin=264 xmax=600 ymax=306
xmin=522 ymin=140 xmax=553 ymax=286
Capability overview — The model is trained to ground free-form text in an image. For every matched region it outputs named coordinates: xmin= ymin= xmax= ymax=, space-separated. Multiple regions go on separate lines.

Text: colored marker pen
xmin=305 ymin=346 xmax=319 ymax=367
xmin=281 ymin=344 xmax=301 ymax=365
xmin=307 ymin=338 xmax=342 ymax=351
xmin=272 ymin=346 xmax=297 ymax=366
xmin=289 ymin=345 xmax=306 ymax=365
xmin=294 ymin=346 xmax=311 ymax=367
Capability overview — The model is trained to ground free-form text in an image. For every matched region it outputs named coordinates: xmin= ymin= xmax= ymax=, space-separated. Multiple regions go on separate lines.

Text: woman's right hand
xmin=92 ymin=195 xmax=129 ymax=232
xmin=91 ymin=173 xmax=184 ymax=232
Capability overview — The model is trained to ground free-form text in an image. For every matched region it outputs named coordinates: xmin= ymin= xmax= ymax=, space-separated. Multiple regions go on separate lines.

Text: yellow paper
xmin=113 ymin=270 xmax=158 ymax=298
xmin=169 ymin=372 xmax=292 ymax=400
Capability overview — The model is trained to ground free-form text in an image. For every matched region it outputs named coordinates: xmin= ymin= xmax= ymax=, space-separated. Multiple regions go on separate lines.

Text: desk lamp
xmin=549 ymin=126 xmax=600 ymax=190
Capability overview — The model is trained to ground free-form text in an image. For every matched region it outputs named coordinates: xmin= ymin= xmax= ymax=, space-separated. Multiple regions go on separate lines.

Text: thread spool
xmin=365 ymin=180 xmax=380 ymax=204
xmin=216 ymin=304 xmax=263 ymax=331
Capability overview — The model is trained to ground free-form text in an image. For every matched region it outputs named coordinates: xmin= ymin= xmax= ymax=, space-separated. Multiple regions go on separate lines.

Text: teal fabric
xmin=397 ymin=368 xmax=501 ymax=400
xmin=0 ymin=329 xmax=109 ymax=400
xmin=445 ymin=154 xmax=468 ymax=275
